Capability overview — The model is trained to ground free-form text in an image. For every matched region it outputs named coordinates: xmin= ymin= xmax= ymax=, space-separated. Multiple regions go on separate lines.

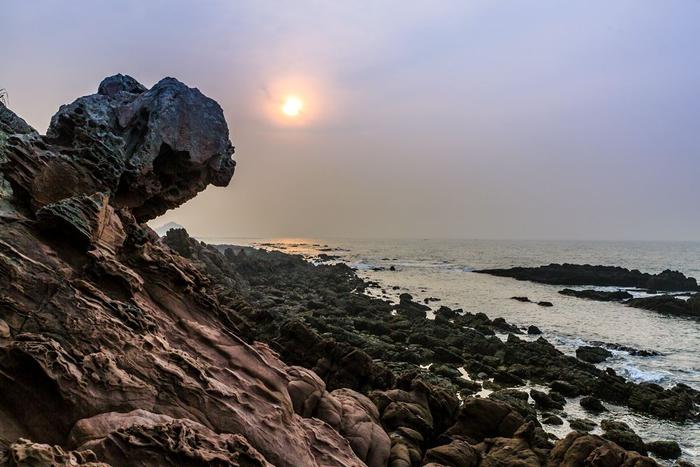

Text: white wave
xmin=349 ymin=261 xmax=377 ymax=270
xmin=618 ymin=364 xmax=672 ymax=384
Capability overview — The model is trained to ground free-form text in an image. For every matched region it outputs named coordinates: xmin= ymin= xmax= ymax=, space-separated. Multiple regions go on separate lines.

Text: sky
xmin=2 ymin=0 xmax=699 ymax=241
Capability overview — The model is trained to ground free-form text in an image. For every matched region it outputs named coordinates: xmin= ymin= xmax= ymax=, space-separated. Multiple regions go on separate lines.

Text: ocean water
xmin=201 ymin=237 xmax=700 ymax=463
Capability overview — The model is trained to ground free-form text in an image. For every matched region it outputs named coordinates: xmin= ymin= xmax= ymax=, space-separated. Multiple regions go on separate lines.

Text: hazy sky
xmin=2 ymin=1 xmax=699 ymax=240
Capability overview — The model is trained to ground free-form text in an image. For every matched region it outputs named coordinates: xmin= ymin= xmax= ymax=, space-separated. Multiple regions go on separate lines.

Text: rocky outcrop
xmin=627 ymin=294 xmax=700 ymax=319
xmin=559 ymin=288 xmax=633 ymax=301
xmin=0 ymin=77 xmax=363 ymax=467
xmin=576 ymin=345 xmax=612 ymax=364
xmin=446 ymin=397 xmax=526 ymax=442
xmin=3 ymin=74 xmax=234 ymax=222
xmin=547 ymin=432 xmax=658 ymax=467
xmin=477 ymin=263 xmax=698 ymax=291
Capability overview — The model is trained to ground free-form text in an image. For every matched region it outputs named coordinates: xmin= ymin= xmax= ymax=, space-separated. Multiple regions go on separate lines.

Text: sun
xmin=282 ymin=96 xmax=304 ymax=117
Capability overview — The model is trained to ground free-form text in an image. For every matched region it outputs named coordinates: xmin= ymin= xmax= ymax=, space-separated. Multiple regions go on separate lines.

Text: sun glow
xmin=282 ymin=96 xmax=304 ymax=117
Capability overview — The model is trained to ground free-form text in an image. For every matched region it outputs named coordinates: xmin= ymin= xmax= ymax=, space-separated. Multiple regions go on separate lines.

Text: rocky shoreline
xmin=0 ymin=75 xmax=697 ymax=466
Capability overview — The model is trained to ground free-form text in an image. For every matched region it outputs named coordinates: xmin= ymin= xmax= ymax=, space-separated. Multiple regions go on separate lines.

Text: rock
xmin=548 ymin=391 xmax=566 ymax=405
xmin=538 ymin=301 xmax=554 ymax=307
xmin=97 ymin=73 xmax=147 ymax=96
xmin=67 ymin=409 xmax=173 ymax=447
xmin=446 ymin=397 xmax=525 ymax=443
xmin=576 ymin=345 xmax=612 ymax=364
xmin=550 ymin=380 xmax=580 ymax=397
xmin=493 ymin=370 xmax=525 ymax=387
xmin=68 ymin=410 xmax=271 ymax=466
xmin=489 ymin=389 xmax=537 ymax=419
xmin=626 ymin=382 xmax=696 ymax=421
xmin=530 ymin=389 xmax=564 ymax=410
xmin=1 ymin=102 xmax=38 ymax=136
xmin=559 ymin=288 xmax=633 ymax=301
xmin=435 ymin=306 xmax=457 ymax=320
xmin=431 ymin=364 xmax=462 ymax=379
xmin=511 ymin=296 xmax=532 ymax=303
xmin=373 ymin=386 xmax=433 ymax=436
xmin=593 ymin=369 xmax=632 ymax=405
xmin=0 ymin=319 xmax=10 ymax=338
xmin=2 ymin=438 xmax=104 ymax=466
xmin=542 ymin=414 xmax=563 ymax=425
xmin=5 ymin=74 xmax=235 ymax=222
xmin=600 ymin=419 xmax=647 ymax=455
xmin=477 ymin=263 xmax=698 ymax=291
xmin=568 ymin=418 xmax=596 ymax=432
xmin=580 ymin=396 xmax=608 ymax=412
xmin=527 ymin=325 xmax=542 ymax=335
xmin=395 ymin=293 xmax=430 ymax=319
xmin=457 ymin=379 xmax=482 ymax=395
xmin=602 ymin=342 xmax=659 ymax=357
xmin=547 ymin=432 xmax=659 ymax=467
xmin=492 ymin=317 xmax=521 ymax=334
xmin=326 ymin=389 xmax=392 ymax=467
xmin=478 ymin=422 xmax=542 ymax=467
xmin=644 ymin=440 xmax=681 ymax=460
xmin=627 ymin=294 xmax=700 ymax=319
xmin=423 ymin=439 xmax=479 ymax=467
xmin=36 ymin=192 xmax=126 ymax=252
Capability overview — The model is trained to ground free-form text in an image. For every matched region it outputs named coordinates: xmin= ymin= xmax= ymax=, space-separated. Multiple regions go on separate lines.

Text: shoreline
xmin=167 ymin=231 xmax=700 ymax=463
xmin=232 ymin=237 xmax=700 ymax=388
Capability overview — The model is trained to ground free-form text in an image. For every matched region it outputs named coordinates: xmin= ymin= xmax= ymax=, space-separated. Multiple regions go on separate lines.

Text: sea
xmin=199 ymin=237 xmax=700 ymax=463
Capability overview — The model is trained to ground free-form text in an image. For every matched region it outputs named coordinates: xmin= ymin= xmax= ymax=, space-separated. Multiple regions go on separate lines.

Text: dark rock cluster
xmin=478 ymin=263 xmax=698 ymax=291
xmin=560 ymin=288 xmax=634 ymax=301
xmin=627 ymin=294 xmax=700 ymax=319
xmin=0 ymin=77 xmax=695 ymax=466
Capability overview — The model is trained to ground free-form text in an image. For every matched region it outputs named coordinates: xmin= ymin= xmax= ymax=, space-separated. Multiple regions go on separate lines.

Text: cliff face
xmin=0 ymin=76 xmax=674 ymax=467
xmin=0 ymin=76 xmax=370 ymax=466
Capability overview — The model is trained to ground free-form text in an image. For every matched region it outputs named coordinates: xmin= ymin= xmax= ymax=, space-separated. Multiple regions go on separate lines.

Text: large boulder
xmin=576 ymin=345 xmax=612 ymax=364
xmin=644 ymin=440 xmax=682 ymax=460
xmin=600 ymin=420 xmax=647 ymax=455
xmin=476 ymin=422 xmax=542 ymax=467
xmin=446 ymin=397 xmax=525 ymax=443
xmin=3 ymin=74 xmax=235 ymax=221
xmin=423 ymin=439 xmax=479 ymax=467
xmin=547 ymin=432 xmax=658 ymax=467
xmin=285 ymin=368 xmax=391 ymax=467
xmin=327 ymin=389 xmax=391 ymax=467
